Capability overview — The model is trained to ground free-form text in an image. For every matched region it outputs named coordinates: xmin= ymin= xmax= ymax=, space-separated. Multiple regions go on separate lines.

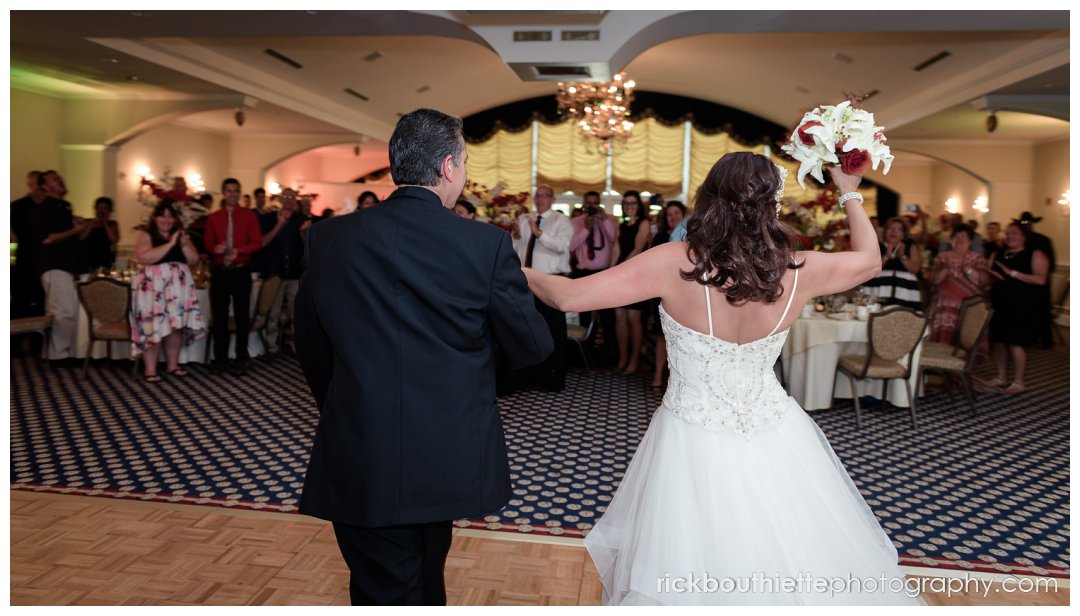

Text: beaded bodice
xmin=658 ymin=266 xmax=799 ymax=440
xmin=659 ymin=305 xmax=792 ymax=439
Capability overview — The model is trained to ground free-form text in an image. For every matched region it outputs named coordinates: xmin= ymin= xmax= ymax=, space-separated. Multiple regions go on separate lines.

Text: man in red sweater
xmin=204 ymin=178 xmax=263 ymax=375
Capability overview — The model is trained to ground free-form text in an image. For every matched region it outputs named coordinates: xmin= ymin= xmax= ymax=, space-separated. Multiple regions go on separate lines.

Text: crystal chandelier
xmin=555 ymin=72 xmax=636 ymax=154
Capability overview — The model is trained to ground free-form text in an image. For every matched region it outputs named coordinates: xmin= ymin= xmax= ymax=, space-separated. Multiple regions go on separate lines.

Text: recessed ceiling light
xmin=831 ymin=52 xmax=854 ymax=64
xmin=105 ymin=58 xmax=119 ymax=64
xmin=416 ymin=85 xmax=430 ymax=93
xmin=126 ymin=75 xmax=140 ymax=81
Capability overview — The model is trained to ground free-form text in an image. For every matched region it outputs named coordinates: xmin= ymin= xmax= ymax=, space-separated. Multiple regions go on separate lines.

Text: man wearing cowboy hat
xmin=1014 ymin=211 xmax=1056 ymax=348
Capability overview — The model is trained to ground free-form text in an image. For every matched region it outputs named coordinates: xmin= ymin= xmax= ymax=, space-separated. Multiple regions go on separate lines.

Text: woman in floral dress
xmin=130 ymin=200 xmax=207 ymax=381
xmin=927 ymin=224 xmax=987 ymax=343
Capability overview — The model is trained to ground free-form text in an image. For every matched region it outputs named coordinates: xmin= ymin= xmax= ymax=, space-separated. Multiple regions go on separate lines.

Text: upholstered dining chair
xmin=916 ymin=296 xmax=993 ymax=415
xmin=567 ymin=311 xmax=598 ymax=372
xmin=76 ymin=278 xmax=134 ymax=378
xmin=203 ymin=276 xmax=282 ymax=364
xmin=829 ymin=306 xmax=927 ymax=430
xmin=10 ymin=315 xmax=54 ymax=366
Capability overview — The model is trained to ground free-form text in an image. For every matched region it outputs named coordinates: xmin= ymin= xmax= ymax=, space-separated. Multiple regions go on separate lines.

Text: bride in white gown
xmin=524 ymin=153 xmax=923 ymax=605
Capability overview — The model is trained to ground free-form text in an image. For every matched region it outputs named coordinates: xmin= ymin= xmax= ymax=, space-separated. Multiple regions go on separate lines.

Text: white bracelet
xmin=838 ymin=192 xmax=863 ymax=209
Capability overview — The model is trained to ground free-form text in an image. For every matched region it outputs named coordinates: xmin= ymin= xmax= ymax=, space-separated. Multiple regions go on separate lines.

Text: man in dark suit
xmin=295 ymin=108 xmax=553 ymax=605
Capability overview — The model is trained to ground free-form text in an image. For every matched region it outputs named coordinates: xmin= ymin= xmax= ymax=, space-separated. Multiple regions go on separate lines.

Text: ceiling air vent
xmin=264 ymin=48 xmax=302 ymax=69
xmin=562 ymin=30 xmax=600 ymax=41
xmin=514 ymin=31 xmax=552 ymax=42
xmin=344 ymin=88 xmax=369 ymax=102
xmin=914 ymin=51 xmax=951 ymax=72
xmin=536 ymin=65 xmax=591 ymax=77
xmin=364 ymin=51 xmax=383 ymax=62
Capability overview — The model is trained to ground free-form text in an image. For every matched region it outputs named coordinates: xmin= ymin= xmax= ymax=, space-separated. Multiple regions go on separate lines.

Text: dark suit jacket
xmin=295 ymin=186 xmax=553 ymax=527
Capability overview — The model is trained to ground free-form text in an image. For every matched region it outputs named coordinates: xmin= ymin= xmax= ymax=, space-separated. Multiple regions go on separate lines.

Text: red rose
xmin=797 ymin=121 xmax=823 ymax=146
xmin=840 ymin=149 xmax=871 ymax=174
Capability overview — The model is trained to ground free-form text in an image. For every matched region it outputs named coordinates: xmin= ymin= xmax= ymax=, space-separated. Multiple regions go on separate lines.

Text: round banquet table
xmin=780 ymin=310 xmax=924 ymax=411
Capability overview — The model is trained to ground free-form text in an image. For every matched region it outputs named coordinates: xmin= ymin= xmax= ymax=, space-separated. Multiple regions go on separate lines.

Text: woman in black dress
xmin=649 ymin=201 xmax=686 ymax=388
xmin=614 ymin=190 xmax=653 ymax=374
xmin=985 ymin=222 xmax=1050 ymax=393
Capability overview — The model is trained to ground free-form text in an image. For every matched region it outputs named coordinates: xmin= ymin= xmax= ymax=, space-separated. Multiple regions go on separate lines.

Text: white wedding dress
xmin=584 ymin=268 xmax=924 ymax=605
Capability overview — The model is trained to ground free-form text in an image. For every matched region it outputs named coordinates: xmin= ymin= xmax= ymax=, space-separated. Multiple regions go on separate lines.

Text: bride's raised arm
xmin=524 ymin=242 xmax=684 ymax=313
xmin=795 ymin=167 xmax=882 ymax=297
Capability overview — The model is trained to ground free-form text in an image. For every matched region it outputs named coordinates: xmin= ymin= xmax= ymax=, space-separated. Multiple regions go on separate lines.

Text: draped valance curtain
xmin=464 ymin=117 xmax=876 ymax=214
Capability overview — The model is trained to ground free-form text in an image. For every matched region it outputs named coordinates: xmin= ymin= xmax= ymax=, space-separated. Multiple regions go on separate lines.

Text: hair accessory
xmin=838 ymin=191 xmax=863 ymax=210
xmin=773 ymin=164 xmax=787 ymax=215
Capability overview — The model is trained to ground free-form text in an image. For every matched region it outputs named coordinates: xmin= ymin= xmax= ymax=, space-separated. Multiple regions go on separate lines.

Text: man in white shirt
xmin=513 ymin=184 xmax=573 ymax=391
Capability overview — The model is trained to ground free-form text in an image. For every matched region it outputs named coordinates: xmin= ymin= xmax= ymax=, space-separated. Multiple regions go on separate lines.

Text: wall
xmin=1030 ymin=137 xmax=1070 ymax=266
xmin=115 ymin=123 xmax=231 ymax=248
xmin=10 ymin=89 xmax=64 ymax=200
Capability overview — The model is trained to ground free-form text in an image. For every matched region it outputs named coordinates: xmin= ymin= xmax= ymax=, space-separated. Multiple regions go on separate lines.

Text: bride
xmin=524 ymin=153 xmax=923 ymax=605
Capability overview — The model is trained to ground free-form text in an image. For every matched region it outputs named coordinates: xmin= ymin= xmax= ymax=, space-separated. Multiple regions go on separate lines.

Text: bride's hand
xmin=827 ymin=166 xmax=862 ymax=195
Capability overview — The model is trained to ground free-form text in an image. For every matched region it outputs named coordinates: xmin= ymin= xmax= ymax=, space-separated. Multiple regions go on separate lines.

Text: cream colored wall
xmin=875 ymin=159 xmax=933 ymax=211
xmin=1030 ymin=137 xmax=1070 ymax=266
xmin=10 ymin=89 xmax=64 ymax=200
xmin=115 ymin=123 xmax=231 ymax=249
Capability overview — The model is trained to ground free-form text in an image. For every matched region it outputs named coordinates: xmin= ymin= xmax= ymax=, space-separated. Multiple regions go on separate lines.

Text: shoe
xmin=230 ymin=360 xmax=248 ymax=376
xmin=1002 ymin=382 xmax=1025 ymax=394
xmin=143 ymin=372 xmax=162 ymax=383
xmin=167 ymin=367 xmax=188 ymax=377
xmin=209 ymin=361 xmax=226 ymax=376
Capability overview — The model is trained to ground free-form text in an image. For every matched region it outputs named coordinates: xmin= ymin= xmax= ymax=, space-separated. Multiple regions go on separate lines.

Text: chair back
xmin=868 ymin=306 xmax=926 ymax=363
xmin=567 ymin=311 xmax=597 ymax=342
xmin=955 ymin=296 xmax=992 ymax=357
xmin=254 ymin=276 xmax=282 ymax=319
xmin=77 ymin=279 xmax=131 ymax=325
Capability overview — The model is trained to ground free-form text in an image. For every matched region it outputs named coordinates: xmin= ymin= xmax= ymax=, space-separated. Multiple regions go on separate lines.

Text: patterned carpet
xmin=9 ymin=345 xmax=1069 ymax=578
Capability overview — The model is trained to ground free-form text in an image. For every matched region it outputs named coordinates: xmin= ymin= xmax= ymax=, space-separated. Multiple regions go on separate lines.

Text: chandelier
xmin=555 ymin=72 xmax=636 ymax=154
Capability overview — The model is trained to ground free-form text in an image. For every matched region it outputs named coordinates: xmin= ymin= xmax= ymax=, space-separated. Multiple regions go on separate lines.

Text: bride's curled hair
xmin=681 ymin=152 xmax=803 ymax=305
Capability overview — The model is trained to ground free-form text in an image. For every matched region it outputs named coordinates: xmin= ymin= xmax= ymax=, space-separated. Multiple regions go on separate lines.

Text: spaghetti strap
xmin=768 ymin=266 xmax=800 ymax=337
xmin=704 ymin=284 xmax=714 ymax=337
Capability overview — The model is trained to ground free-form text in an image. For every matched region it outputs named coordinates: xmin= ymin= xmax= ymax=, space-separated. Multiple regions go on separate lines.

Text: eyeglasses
xmin=536 ymin=192 xmax=554 ymax=198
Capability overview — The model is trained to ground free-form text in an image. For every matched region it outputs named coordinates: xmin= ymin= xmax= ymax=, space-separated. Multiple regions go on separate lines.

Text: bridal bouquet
xmin=781 ymin=100 xmax=894 ymax=188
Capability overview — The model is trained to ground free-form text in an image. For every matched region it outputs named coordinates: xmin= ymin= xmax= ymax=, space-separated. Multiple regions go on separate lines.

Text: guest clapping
xmin=131 ymin=201 xmax=207 ymax=382
xmin=927 ymin=225 xmax=986 ymax=344
xmin=984 ymin=222 xmax=1050 ymax=393
xmin=81 ymin=196 xmax=120 ymax=271
xmin=866 ymin=217 xmax=923 ymax=310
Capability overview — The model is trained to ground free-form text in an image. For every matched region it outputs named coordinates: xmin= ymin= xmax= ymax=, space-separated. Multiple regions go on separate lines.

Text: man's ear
xmin=441 ymin=154 xmax=456 ymax=182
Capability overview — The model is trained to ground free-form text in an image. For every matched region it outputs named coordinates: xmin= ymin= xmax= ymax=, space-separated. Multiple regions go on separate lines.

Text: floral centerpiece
xmin=463 ymin=180 xmax=531 ymax=229
xmin=136 ymin=170 xmax=209 ymax=230
xmin=780 ymin=187 xmax=850 ymax=252
xmin=781 ymin=100 xmax=894 ymax=188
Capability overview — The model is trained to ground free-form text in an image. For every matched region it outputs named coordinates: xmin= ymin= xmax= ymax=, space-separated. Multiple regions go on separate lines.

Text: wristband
xmin=838 ymin=192 xmax=863 ymax=210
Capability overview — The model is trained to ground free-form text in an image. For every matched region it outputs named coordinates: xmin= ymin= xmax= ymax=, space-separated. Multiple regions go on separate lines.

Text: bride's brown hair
xmin=681 ymin=152 xmax=803 ymax=305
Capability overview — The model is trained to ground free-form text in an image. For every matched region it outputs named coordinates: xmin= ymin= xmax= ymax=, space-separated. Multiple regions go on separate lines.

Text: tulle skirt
xmin=130 ymin=262 xmax=207 ymax=355
xmin=583 ymin=401 xmax=925 ymax=605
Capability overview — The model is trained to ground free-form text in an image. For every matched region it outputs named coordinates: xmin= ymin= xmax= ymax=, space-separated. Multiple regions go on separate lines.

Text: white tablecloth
xmin=781 ymin=311 xmax=923 ymax=411
xmin=76 ymin=281 xmax=264 ymax=364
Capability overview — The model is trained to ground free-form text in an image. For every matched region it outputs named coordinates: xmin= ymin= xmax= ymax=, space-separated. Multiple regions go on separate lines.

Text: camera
xmin=902 ymin=204 xmax=919 ymax=213
xmin=585 ymin=205 xmax=599 ymax=216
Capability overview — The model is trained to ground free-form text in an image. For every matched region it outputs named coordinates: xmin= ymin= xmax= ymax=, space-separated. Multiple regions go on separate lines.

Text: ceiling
xmin=9 ymin=10 xmax=1070 ymax=145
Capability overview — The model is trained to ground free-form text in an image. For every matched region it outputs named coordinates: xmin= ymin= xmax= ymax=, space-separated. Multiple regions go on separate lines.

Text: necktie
xmin=226 ymin=208 xmax=235 ymax=257
xmin=525 ymin=215 xmax=542 ymax=268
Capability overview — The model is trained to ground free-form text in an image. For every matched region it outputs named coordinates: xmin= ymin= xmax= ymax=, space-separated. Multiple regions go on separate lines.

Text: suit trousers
xmin=534 ymin=294 xmax=567 ymax=388
xmin=209 ymin=266 xmax=253 ymax=362
xmin=264 ymin=277 xmax=300 ymax=353
xmin=332 ymin=520 xmax=453 ymax=606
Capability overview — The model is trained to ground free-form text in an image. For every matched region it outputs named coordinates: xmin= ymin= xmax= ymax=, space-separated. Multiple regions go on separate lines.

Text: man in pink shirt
xmin=569 ymin=191 xmax=619 ymax=366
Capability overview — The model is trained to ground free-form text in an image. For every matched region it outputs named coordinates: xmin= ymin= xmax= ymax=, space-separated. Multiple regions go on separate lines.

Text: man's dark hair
xmin=584 ymin=191 xmax=601 ymax=200
xmin=254 ymin=187 xmax=266 ymax=197
xmin=38 ymin=170 xmax=59 ymax=187
xmin=389 ymin=109 xmax=464 ymax=186
xmin=94 ymin=196 xmax=114 ymax=212
xmin=222 ymin=177 xmax=241 ymax=192
xmin=198 ymin=193 xmax=214 ymax=206
xmin=27 ymin=170 xmax=42 ymax=180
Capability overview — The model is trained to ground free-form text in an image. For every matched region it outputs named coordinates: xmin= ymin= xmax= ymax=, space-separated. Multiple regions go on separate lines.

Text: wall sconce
xmin=135 ymin=166 xmax=154 ymax=181
xmin=972 ymin=196 xmax=988 ymax=214
xmin=945 ymin=197 xmax=960 ymax=214
xmin=985 ymin=112 xmax=998 ymax=133
xmin=267 ymin=182 xmax=282 ymax=195
xmin=1058 ymin=188 xmax=1070 ymax=216
xmin=235 ymin=106 xmax=246 ymax=127
xmin=187 ymin=173 xmax=205 ymax=193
